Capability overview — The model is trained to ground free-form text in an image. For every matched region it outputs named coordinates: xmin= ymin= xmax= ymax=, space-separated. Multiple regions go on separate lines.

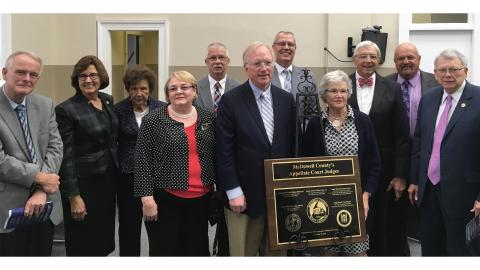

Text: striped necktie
xmin=259 ymin=92 xmax=274 ymax=144
xmin=15 ymin=104 xmax=38 ymax=164
xmin=401 ymin=80 xmax=411 ymax=115
xmin=283 ymin=69 xmax=292 ymax=93
xmin=213 ymin=82 xmax=221 ymax=112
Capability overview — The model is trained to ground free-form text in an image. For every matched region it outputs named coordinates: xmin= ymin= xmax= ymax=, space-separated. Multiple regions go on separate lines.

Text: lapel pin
xmin=106 ymin=100 xmax=110 ymax=105
xmin=461 ymin=103 xmax=466 ymax=108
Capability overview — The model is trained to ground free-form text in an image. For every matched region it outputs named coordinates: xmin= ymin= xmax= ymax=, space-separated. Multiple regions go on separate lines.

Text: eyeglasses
xmin=14 ymin=70 xmax=40 ymax=80
xmin=434 ymin=67 xmax=465 ymax=76
xmin=168 ymin=85 xmax=193 ymax=92
xmin=273 ymin=41 xmax=296 ymax=48
xmin=357 ymin=54 xmax=378 ymax=61
xmin=325 ymin=89 xmax=349 ymax=95
xmin=78 ymin=73 xmax=99 ymax=81
xmin=248 ymin=60 xmax=273 ymax=68
xmin=207 ymin=56 xmax=228 ymax=62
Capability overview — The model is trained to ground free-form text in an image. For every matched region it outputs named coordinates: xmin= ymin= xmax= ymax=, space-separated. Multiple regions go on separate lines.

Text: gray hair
xmin=273 ymin=31 xmax=296 ymax=44
xmin=4 ymin=51 xmax=43 ymax=73
xmin=242 ymin=42 xmax=273 ymax=66
xmin=353 ymin=40 xmax=381 ymax=60
xmin=434 ymin=48 xmax=468 ymax=67
xmin=318 ymin=70 xmax=353 ymax=100
xmin=207 ymin=42 xmax=230 ymax=58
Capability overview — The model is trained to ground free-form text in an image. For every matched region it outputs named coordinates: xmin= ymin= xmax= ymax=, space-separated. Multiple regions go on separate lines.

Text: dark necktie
xmin=15 ymin=104 xmax=38 ymax=164
xmin=358 ymin=77 xmax=373 ymax=87
xmin=427 ymin=95 xmax=453 ymax=185
xmin=401 ymin=80 xmax=411 ymax=115
xmin=213 ymin=82 xmax=221 ymax=112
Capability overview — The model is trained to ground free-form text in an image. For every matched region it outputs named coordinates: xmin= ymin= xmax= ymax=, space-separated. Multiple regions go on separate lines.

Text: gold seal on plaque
xmin=336 ymin=210 xmax=352 ymax=228
xmin=306 ymin=198 xmax=329 ymax=223
xmin=285 ymin=214 xmax=302 ymax=232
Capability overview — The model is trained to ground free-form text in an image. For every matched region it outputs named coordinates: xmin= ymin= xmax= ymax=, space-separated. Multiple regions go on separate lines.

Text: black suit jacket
xmin=215 ymin=81 xmax=295 ymax=217
xmin=55 ymin=91 xmax=119 ymax=197
xmin=300 ymin=108 xmax=381 ymax=195
xmin=411 ymin=81 xmax=480 ymax=218
xmin=114 ymin=97 xmax=165 ymax=174
xmin=349 ymin=73 xmax=410 ymax=188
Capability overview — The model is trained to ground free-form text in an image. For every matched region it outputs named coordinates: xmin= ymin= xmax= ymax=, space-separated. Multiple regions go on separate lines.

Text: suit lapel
xmin=443 ymin=82 xmax=472 ymax=139
xmin=199 ymin=80 xmax=214 ymax=109
xmin=241 ymin=84 xmax=270 ymax=145
xmin=272 ymin=68 xmax=282 ymax=90
xmin=0 ymin=87 xmax=31 ymax=158
xmin=369 ymin=75 xmax=387 ymax=116
xmin=26 ymin=95 xmax=42 ymax=162
xmin=425 ymin=89 xmax=444 ymax=147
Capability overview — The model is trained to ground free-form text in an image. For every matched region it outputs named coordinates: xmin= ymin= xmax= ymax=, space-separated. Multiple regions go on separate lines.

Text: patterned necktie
xmin=15 ymin=104 xmax=38 ymax=164
xmin=283 ymin=69 xmax=292 ymax=93
xmin=259 ymin=92 xmax=274 ymax=144
xmin=427 ymin=95 xmax=453 ymax=185
xmin=401 ymin=80 xmax=411 ymax=115
xmin=213 ymin=82 xmax=221 ymax=112
xmin=358 ymin=77 xmax=373 ymax=87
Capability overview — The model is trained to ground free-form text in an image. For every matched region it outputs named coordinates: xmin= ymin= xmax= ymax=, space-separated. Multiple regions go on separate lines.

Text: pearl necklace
xmin=170 ymin=107 xmax=194 ymax=119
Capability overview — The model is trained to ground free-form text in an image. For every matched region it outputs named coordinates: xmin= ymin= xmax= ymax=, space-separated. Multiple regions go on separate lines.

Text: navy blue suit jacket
xmin=411 ymin=81 xmax=480 ymax=218
xmin=300 ymin=108 xmax=381 ymax=196
xmin=215 ymin=81 xmax=296 ymax=217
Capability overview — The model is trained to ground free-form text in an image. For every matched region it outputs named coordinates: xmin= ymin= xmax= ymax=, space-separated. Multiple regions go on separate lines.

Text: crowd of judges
xmin=0 ymin=30 xmax=479 ymax=257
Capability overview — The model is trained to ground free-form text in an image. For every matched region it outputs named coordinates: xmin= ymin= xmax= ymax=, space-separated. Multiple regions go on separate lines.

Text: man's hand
xmin=34 ymin=172 xmax=60 ymax=194
xmin=362 ymin=192 xmax=370 ymax=220
xmin=141 ymin=196 xmax=158 ymax=222
xmin=229 ymin=195 xmax=247 ymax=213
xmin=69 ymin=195 xmax=87 ymax=221
xmin=386 ymin=177 xmax=405 ymax=202
xmin=470 ymin=200 xmax=480 ymax=216
xmin=24 ymin=190 xmax=47 ymax=217
xmin=407 ymin=184 xmax=418 ymax=205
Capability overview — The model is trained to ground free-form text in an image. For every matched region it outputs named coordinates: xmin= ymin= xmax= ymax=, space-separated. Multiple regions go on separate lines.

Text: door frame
xmin=97 ymin=20 xmax=169 ymax=100
xmin=398 ymin=13 xmax=480 ymax=84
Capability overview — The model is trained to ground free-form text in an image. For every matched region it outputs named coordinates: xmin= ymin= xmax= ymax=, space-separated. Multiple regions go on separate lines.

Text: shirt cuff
xmin=226 ymin=187 xmax=244 ymax=200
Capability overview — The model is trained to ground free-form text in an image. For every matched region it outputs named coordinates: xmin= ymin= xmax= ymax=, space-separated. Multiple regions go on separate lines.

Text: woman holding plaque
xmin=134 ymin=71 xmax=215 ymax=256
xmin=301 ymin=69 xmax=380 ymax=256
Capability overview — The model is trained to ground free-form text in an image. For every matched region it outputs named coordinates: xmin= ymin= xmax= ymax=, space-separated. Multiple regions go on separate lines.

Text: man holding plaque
xmin=409 ymin=49 xmax=480 ymax=256
xmin=216 ymin=42 xmax=295 ymax=256
xmin=349 ymin=41 xmax=411 ymax=256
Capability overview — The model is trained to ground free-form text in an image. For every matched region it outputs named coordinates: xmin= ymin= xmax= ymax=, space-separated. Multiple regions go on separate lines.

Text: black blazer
xmin=300 ymin=108 xmax=381 ymax=195
xmin=114 ymin=97 xmax=165 ymax=174
xmin=55 ymin=91 xmax=119 ymax=197
xmin=349 ymin=73 xmax=410 ymax=188
xmin=215 ymin=81 xmax=296 ymax=218
xmin=411 ymin=81 xmax=480 ymax=218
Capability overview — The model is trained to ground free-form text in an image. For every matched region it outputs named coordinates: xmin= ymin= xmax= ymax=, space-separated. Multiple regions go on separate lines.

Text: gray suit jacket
xmin=195 ymin=75 xmax=240 ymax=110
xmin=385 ymin=70 xmax=439 ymax=95
xmin=0 ymin=86 xmax=63 ymax=233
xmin=272 ymin=65 xmax=317 ymax=100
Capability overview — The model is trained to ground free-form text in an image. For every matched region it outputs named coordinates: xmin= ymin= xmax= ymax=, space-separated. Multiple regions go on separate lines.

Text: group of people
xmin=0 ymin=30 xmax=479 ymax=257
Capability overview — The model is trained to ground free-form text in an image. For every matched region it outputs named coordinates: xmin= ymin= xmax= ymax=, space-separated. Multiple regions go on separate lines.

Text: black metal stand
xmin=294 ymin=68 xmax=325 ymax=157
xmin=288 ymin=234 xmax=309 ymax=256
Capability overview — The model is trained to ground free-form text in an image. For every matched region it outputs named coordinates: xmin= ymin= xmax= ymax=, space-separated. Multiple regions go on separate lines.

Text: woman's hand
xmin=141 ymin=196 xmax=158 ymax=222
xmin=69 ymin=195 xmax=87 ymax=221
xmin=362 ymin=192 xmax=370 ymax=220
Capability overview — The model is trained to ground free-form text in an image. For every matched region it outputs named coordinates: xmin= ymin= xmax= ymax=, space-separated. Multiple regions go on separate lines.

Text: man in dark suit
xmin=271 ymin=31 xmax=317 ymax=101
xmin=386 ymin=42 xmax=440 ymax=246
xmin=216 ymin=42 xmax=295 ymax=256
xmin=0 ymin=51 xmax=63 ymax=256
xmin=196 ymin=42 xmax=240 ymax=111
xmin=196 ymin=42 xmax=240 ymax=256
xmin=409 ymin=48 xmax=480 ymax=256
xmin=349 ymin=41 xmax=410 ymax=256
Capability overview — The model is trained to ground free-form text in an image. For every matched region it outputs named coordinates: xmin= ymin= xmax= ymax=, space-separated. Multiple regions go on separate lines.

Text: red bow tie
xmin=358 ymin=77 xmax=373 ymax=87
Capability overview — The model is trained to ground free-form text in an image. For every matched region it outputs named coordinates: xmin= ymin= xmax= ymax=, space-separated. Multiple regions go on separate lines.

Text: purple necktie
xmin=427 ymin=95 xmax=452 ymax=185
xmin=213 ymin=82 xmax=221 ymax=112
xmin=401 ymin=80 xmax=410 ymax=115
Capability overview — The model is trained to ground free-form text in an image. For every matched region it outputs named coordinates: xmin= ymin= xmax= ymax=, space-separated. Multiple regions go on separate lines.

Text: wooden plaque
xmin=264 ymin=156 xmax=366 ymax=250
